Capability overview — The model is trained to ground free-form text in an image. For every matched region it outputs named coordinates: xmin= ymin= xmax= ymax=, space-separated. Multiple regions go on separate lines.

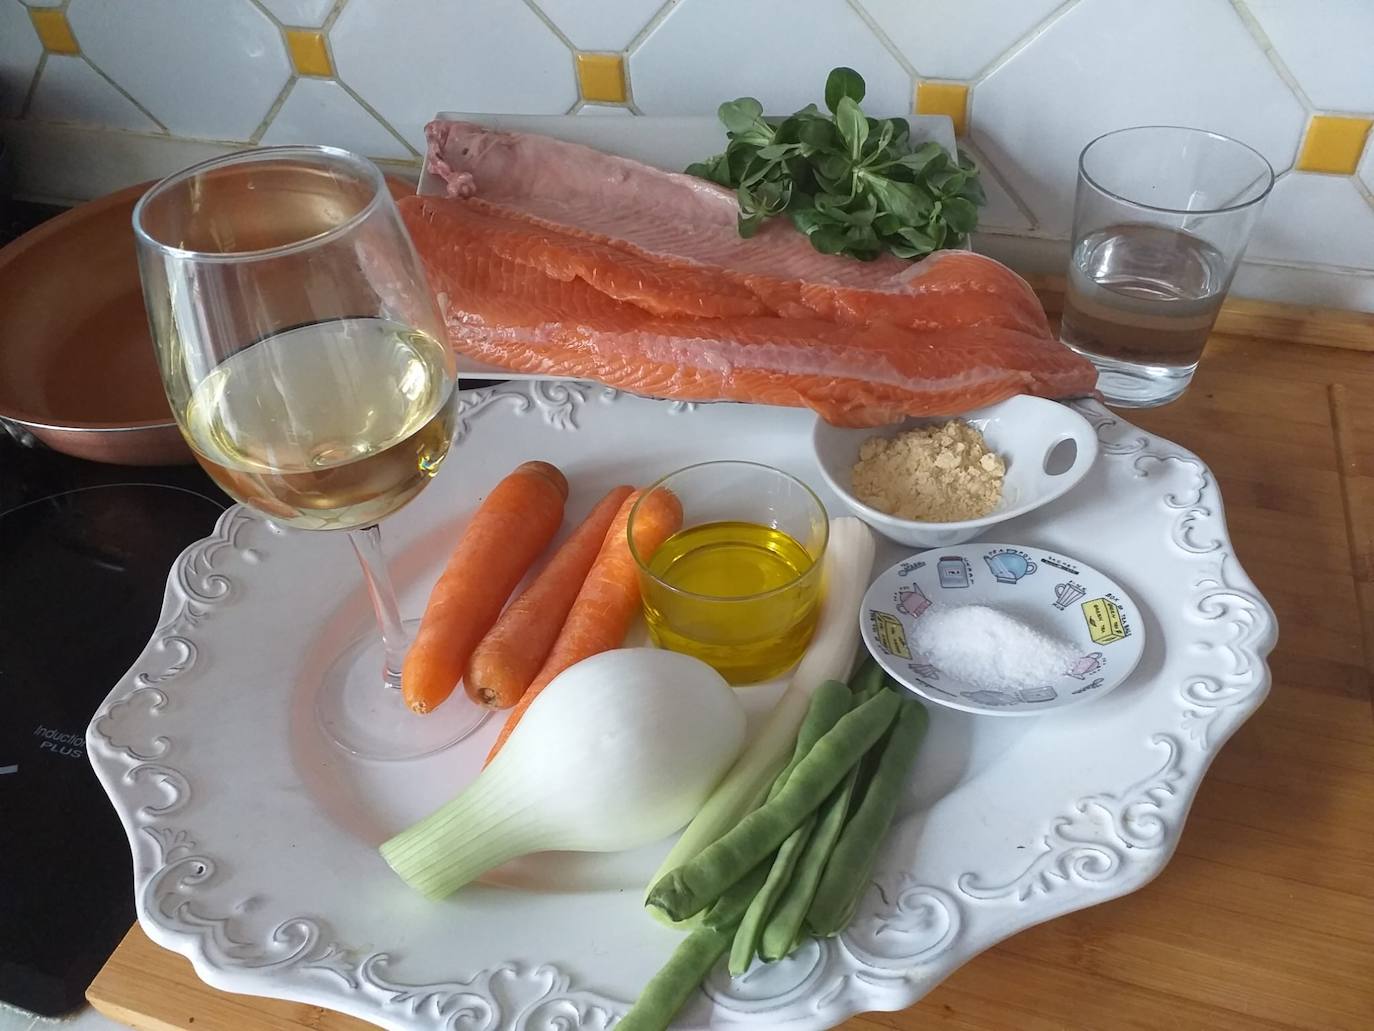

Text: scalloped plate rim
xmin=85 ymin=388 xmax=1278 ymax=1031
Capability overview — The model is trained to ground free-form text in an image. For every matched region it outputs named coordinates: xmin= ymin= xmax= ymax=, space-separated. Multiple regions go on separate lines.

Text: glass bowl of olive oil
xmin=629 ymin=461 xmax=828 ymax=685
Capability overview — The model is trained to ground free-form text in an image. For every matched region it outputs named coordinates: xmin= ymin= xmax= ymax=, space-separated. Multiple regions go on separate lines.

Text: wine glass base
xmin=316 ymin=618 xmax=489 ymax=761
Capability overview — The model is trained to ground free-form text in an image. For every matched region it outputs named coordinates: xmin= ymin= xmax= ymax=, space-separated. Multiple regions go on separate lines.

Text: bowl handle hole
xmin=1044 ymin=437 xmax=1077 ymax=475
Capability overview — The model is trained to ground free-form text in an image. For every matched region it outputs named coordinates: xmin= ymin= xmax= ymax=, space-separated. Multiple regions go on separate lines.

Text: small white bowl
xmin=812 ymin=396 xmax=1099 ymax=548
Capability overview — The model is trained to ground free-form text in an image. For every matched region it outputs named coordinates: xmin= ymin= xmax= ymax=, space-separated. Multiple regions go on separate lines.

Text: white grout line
xmin=81 ymin=51 xmax=169 ymax=133
xmin=847 ymin=0 xmax=919 ymax=78
xmin=521 ymin=0 xmax=577 ymax=52
xmin=18 ymin=51 xmax=47 ymax=118
xmin=970 ymin=0 xmax=1083 ymax=85
xmin=249 ymin=73 xmax=296 ymax=145
xmin=625 ymin=0 xmax=680 ymax=54
xmin=334 ymin=77 xmax=422 ymax=158
xmin=1229 ymin=0 xmax=1315 ymax=113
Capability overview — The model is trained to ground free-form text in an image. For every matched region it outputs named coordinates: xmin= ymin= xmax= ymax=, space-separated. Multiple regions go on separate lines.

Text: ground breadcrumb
xmin=851 ymin=421 xmax=1005 ymax=521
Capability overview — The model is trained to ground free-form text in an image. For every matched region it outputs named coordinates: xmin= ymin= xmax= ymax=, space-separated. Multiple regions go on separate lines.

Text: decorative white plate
xmin=88 ymin=384 xmax=1276 ymax=1031
xmin=861 ymin=543 xmax=1145 ymax=715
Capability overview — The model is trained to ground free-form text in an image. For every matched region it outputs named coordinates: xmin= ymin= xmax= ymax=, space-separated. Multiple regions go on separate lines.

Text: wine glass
xmin=133 ymin=146 xmax=487 ymax=761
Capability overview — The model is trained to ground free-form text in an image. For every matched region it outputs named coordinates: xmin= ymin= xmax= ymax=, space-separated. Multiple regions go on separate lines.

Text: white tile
xmin=533 ymin=0 xmax=664 ymax=50
xmin=961 ymin=142 xmax=1033 ymax=232
xmin=27 ymin=54 xmax=159 ymax=131
xmin=259 ymin=77 xmax=411 ymax=157
xmin=0 ymin=0 xmax=42 ymax=118
xmin=577 ymin=103 xmax=633 ymax=116
xmin=1232 ymin=259 xmax=1374 ymax=312
xmin=1245 ymin=0 xmax=1374 ymax=112
xmin=5 ymin=119 xmax=238 ymax=201
xmin=973 ymin=0 xmax=1305 ymax=238
xmin=332 ymin=0 xmax=577 ymax=152
xmin=630 ymin=0 xmax=911 ymax=117
xmin=1247 ymin=171 xmax=1374 ymax=270
xmin=67 ymin=0 xmax=290 ymax=140
xmin=256 ymin=0 xmax=335 ymax=27
xmin=861 ymin=0 xmax=1065 ymax=80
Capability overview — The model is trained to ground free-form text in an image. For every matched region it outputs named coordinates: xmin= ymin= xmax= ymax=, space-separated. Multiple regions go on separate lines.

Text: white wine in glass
xmin=133 ymin=146 xmax=486 ymax=760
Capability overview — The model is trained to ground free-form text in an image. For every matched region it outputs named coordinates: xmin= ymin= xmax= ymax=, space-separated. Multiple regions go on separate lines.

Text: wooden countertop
xmin=87 ymin=313 xmax=1374 ymax=1031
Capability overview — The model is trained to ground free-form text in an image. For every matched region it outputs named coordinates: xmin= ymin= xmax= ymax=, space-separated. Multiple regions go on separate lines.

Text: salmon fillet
xmin=403 ymin=200 xmax=1098 ymax=427
xmin=402 ymin=194 xmax=1049 ymax=335
xmin=424 ymin=122 xmax=1051 ymax=335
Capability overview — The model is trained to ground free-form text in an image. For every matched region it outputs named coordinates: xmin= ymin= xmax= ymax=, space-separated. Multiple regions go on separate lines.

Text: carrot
xmin=402 ymin=461 xmax=568 ymax=715
xmin=484 ymin=485 xmax=683 ymax=763
xmin=465 ymin=485 xmax=635 ymax=709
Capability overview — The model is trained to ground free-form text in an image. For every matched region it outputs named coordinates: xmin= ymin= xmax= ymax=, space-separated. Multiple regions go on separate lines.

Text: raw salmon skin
xmin=406 ymin=120 xmax=1097 ymax=426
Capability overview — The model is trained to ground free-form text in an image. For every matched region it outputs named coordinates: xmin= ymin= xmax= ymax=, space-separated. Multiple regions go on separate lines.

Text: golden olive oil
xmin=640 ymin=520 xmax=822 ymax=684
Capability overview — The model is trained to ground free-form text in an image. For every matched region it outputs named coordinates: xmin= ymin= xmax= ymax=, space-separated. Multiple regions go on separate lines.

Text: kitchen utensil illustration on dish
xmin=1017 ymin=685 xmax=1058 ymax=703
xmin=1067 ymin=652 xmax=1105 ymax=679
xmin=869 ymin=610 xmax=912 ymax=658
xmin=1053 ymin=581 xmax=1087 ymax=610
xmin=908 ymin=662 xmax=940 ymax=680
xmin=937 ymin=556 xmax=971 ymax=589
xmin=1072 ymin=677 xmax=1106 ymax=695
xmin=984 ymin=549 xmax=1037 ymax=584
xmin=1082 ymin=596 xmax=1130 ymax=644
xmin=896 ymin=584 xmax=932 ymax=618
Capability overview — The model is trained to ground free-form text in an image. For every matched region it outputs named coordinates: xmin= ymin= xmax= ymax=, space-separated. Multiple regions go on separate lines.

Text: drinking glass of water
xmin=1060 ymin=126 xmax=1273 ymax=407
xmin=134 ymin=147 xmax=486 ymax=761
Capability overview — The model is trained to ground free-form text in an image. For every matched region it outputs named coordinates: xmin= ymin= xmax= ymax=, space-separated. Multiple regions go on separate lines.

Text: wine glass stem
xmin=348 ymin=524 xmax=409 ymax=690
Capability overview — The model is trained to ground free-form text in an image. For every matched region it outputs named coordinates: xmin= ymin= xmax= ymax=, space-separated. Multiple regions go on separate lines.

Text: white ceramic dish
xmin=88 ymin=384 xmax=1275 ymax=1031
xmin=812 ymin=395 xmax=1100 ymax=547
xmin=861 ymin=542 xmax=1145 ymax=715
xmin=415 ymin=112 xmax=961 ymax=384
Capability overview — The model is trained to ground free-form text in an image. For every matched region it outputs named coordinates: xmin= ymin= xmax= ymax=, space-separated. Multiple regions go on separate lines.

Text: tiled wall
xmin=3 ymin=0 xmax=1374 ymax=310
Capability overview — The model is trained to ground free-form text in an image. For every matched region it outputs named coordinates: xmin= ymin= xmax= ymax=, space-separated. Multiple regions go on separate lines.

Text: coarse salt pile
xmin=914 ymin=604 xmax=1076 ymax=691
xmin=851 ymin=421 xmax=1005 ymax=522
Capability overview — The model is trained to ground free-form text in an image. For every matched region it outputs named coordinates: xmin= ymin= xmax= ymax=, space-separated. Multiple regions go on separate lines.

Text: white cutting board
xmin=416 ymin=112 xmax=959 ymax=382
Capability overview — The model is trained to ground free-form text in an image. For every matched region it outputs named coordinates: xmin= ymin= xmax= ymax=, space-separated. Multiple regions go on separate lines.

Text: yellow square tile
xmin=916 ymin=81 xmax=968 ymax=136
xmin=1297 ymin=115 xmax=1372 ymax=175
xmin=29 ymin=8 xmax=79 ymax=55
xmin=576 ymin=53 xmax=626 ymax=105
xmin=286 ymin=28 xmax=332 ymax=78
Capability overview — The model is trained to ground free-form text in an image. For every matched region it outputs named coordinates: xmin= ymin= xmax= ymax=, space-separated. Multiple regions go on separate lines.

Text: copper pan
xmin=0 ymin=174 xmax=416 ymax=466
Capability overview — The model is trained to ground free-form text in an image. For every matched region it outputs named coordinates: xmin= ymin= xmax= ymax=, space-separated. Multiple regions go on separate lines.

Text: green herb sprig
xmin=685 ymin=67 xmax=986 ymax=262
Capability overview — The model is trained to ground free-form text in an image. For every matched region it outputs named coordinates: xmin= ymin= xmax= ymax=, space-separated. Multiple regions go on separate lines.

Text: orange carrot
xmin=402 ymin=461 xmax=568 ymax=715
xmin=465 ymin=484 xmax=635 ymax=709
xmin=484 ymin=485 xmax=683 ymax=763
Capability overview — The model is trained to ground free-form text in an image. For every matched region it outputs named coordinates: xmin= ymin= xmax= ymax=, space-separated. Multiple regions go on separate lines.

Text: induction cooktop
xmin=0 ymin=431 xmax=227 ymax=1015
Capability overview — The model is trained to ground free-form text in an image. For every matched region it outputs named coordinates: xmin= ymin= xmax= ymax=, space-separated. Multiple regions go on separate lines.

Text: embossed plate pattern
xmin=88 ymin=385 xmax=1276 ymax=1030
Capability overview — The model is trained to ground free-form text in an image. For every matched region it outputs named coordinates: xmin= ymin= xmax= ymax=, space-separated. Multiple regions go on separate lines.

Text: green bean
xmin=646 ymin=689 xmax=901 ymax=922
xmin=615 ymin=926 xmax=728 ymax=1031
xmin=758 ymin=762 xmax=860 ymax=961
xmin=618 ymin=864 xmax=767 ymax=1031
xmin=730 ymin=811 xmax=814 ymax=973
xmin=728 ymin=680 xmax=852 ymax=973
xmin=806 ymin=696 xmax=930 ymax=937
xmin=767 ymin=680 xmax=853 ymax=800
xmin=847 ymin=654 xmax=887 ymax=697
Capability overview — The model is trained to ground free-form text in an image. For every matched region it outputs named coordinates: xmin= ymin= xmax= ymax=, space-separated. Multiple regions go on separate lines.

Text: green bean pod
xmin=646 ymin=689 xmax=901 ymax=922
xmin=727 ymin=680 xmax=853 ymax=974
xmin=729 ymin=812 xmax=816 ymax=974
xmin=615 ymin=926 xmax=729 ymax=1031
xmin=758 ymin=761 xmax=860 ymax=961
xmin=767 ymin=680 xmax=853 ymax=801
xmin=806 ymin=696 xmax=930 ymax=937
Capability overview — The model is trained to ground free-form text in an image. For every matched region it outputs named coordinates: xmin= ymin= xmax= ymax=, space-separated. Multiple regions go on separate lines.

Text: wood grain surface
xmin=88 ymin=327 xmax=1374 ymax=1031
